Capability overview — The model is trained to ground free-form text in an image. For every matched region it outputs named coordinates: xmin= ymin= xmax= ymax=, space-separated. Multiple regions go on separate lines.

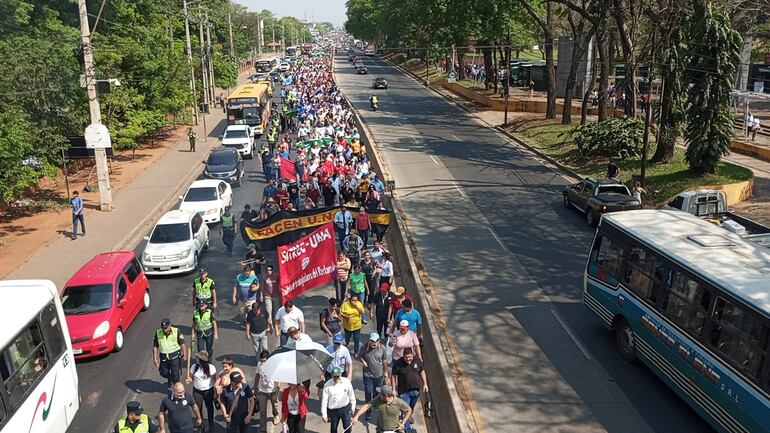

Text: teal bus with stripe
xmin=584 ymin=210 xmax=770 ymax=433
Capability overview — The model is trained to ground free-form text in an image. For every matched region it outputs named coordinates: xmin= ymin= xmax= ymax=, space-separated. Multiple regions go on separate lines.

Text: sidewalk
xmin=6 ymin=73 xmax=250 ymax=288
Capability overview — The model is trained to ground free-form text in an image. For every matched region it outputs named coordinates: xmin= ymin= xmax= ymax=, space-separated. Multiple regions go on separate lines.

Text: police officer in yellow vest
xmin=153 ymin=319 xmax=187 ymax=389
xmin=191 ymin=302 xmax=218 ymax=358
xmin=192 ymin=268 xmax=217 ymax=309
xmin=221 ymin=206 xmax=235 ymax=257
xmin=267 ymin=127 xmax=277 ymax=154
xmin=114 ymin=401 xmax=159 ymax=433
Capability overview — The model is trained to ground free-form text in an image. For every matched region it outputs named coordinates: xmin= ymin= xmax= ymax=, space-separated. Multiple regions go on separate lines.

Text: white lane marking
xmin=396 ymin=120 xmax=402 ymax=126
xmin=487 ymin=227 xmax=510 ymax=254
xmin=552 ymin=309 xmax=593 ymax=360
xmin=452 ymin=134 xmax=460 ymax=141
xmin=429 ymin=155 xmax=439 ymax=165
xmin=412 ymin=136 xmax=419 ymax=143
xmin=453 ymin=182 xmax=467 ymax=198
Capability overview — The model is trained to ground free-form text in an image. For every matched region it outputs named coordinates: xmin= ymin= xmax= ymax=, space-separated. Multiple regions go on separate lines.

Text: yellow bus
xmin=226 ymin=82 xmax=271 ymax=135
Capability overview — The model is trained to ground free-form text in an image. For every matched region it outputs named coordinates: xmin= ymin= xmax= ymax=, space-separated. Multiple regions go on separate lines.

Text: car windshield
xmin=208 ymin=152 xmax=237 ymax=166
xmin=62 ymin=284 xmax=113 ymax=315
xmin=149 ymin=223 xmax=191 ymax=243
xmin=597 ymin=185 xmax=630 ymax=195
xmin=224 ymin=129 xmax=248 ymax=139
xmin=184 ymin=187 xmax=217 ymax=201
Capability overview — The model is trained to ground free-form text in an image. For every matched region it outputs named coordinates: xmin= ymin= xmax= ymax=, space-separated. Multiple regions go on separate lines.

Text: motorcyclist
xmin=370 ymin=94 xmax=379 ymax=110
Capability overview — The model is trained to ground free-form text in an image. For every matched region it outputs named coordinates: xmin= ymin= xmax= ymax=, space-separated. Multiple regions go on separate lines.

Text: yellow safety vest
xmin=195 ymin=278 xmax=214 ymax=299
xmin=117 ymin=414 xmax=150 ymax=433
xmin=193 ymin=309 xmax=214 ymax=333
xmin=221 ymin=213 xmax=235 ymax=229
xmin=156 ymin=327 xmax=181 ymax=355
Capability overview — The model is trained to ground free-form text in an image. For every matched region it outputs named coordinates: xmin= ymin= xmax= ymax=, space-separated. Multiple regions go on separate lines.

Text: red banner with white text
xmin=278 ymin=222 xmax=337 ymax=303
xmin=280 ymin=157 xmax=296 ymax=181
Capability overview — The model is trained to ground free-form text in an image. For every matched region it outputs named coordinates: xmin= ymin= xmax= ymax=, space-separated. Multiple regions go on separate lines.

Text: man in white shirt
xmin=321 ymin=367 xmax=356 ymax=433
xmin=325 ymin=334 xmax=353 ymax=381
xmin=274 ymin=301 xmax=305 ymax=346
xmin=287 ymin=326 xmax=313 ymax=344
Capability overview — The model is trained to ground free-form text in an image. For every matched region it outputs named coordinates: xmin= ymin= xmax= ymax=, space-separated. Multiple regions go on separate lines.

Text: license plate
xmin=160 ymin=266 xmax=171 ymax=271
xmin=72 ymin=348 xmax=83 ymax=355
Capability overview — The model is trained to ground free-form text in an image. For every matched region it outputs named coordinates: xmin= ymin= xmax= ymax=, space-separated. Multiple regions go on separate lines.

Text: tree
xmin=519 ymin=0 xmax=557 ymax=119
xmin=0 ymin=108 xmax=55 ymax=203
xmin=683 ymin=1 xmax=741 ymax=174
xmin=562 ymin=11 xmax=595 ymax=124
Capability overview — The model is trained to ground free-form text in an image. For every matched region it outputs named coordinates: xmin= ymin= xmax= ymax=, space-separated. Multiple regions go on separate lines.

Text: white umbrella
xmin=262 ymin=340 xmax=332 ymax=383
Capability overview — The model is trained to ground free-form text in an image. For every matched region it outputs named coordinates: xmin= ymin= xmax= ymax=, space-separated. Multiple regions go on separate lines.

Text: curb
xmin=335 ymin=58 xmax=481 ymax=433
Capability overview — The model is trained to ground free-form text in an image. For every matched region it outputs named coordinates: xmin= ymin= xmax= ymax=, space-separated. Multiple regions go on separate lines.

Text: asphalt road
xmin=68 ymin=80 xmax=425 ymax=433
xmin=336 ymin=53 xmax=715 ymax=433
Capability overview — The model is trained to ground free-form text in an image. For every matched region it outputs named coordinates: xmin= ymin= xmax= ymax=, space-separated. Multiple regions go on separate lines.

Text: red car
xmin=62 ymin=251 xmax=150 ymax=359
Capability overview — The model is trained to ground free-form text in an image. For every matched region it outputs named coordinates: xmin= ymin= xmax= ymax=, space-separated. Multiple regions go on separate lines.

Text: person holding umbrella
xmin=219 ymin=371 xmax=255 ymax=433
xmin=321 ymin=367 xmax=356 ymax=433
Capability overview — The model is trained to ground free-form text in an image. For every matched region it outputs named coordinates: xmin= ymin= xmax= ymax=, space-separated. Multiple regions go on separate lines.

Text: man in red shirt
xmin=274 ymin=183 xmax=290 ymax=210
xmin=306 ymin=183 xmax=322 ymax=208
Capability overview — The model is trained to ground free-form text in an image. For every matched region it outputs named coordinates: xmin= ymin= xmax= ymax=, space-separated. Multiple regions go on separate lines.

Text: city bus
xmin=226 ymin=82 xmax=271 ymax=136
xmin=584 ymin=209 xmax=770 ymax=433
xmin=0 ymin=280 xmax=79 ymax=433
xmin=285 ymin=46 xmax=297 ymax=57
xmin=255 ymin=58 xmax=277 ymax=73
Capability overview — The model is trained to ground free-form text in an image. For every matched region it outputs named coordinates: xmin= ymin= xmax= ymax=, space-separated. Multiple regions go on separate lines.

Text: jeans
xmin=399 ymin=389 xmax=421 ymax=431
xmin=335 ymin=227 xmax=347 ymax=250
xmin=263 ymin=164 xmax=273 ymax=182
xmin=227 ymin=421 xmax=248 ymax=433
xmin=250 ymin=331 xmax=269 ymax=360
xmin=362 ymin=375 xmax=383 ymax=408
xmin=280 ymin=331 xmax=290 ymax=346
xmin=196 ymin=333 xmax=214 ymax=358
xmin=327 ymin=404 xmax=351 ymax=433
xmin=257 ymin=390 xmax=279 ymax=433
xmin=375 ymin=314 xmax=389 ymax=339
xmin=335 ymin=279 xmax=349 ymax=301
xmin=286 ymin=414 xmax=306 ymax=433
xmin=72 ymin=213 xmax=85 ymax=238
xmin=344 ymin=328 xmax=361 ymax=353
xmin=193 ymin=386 xmax=215 ymax=429
xmin=358 ymin=228 xmax=369 ymax=247
xmin=223 ymin=228 xmax=235 ymax=256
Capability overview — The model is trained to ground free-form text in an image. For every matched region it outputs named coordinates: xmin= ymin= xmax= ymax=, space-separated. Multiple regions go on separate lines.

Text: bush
xmin=568 ymin=117 xmax=645 ymax=159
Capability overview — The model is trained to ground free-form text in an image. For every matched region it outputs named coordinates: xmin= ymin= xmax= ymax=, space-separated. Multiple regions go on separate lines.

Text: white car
xmin=179 ymin=179 xmax=232 ymax=224
xmin=141 ymin=209 xmax=209 ymax=275
xmin=221 ymin=125 xmax=254 ymax=159
xmin=279 ymin=62 xmax=290 ymax=72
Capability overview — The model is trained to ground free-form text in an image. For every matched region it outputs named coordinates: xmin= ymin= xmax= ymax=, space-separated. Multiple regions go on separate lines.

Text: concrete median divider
xmin=335 ymin=73 xmax=481 ymax=433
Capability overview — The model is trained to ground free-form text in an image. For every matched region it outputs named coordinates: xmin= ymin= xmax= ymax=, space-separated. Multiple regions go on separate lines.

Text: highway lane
xmin=336 ymin=53 xmax=714 ymax=433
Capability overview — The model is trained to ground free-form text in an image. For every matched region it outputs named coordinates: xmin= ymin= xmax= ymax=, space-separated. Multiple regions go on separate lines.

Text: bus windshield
xmin=61 ymin=284 xmax=113 ymax=315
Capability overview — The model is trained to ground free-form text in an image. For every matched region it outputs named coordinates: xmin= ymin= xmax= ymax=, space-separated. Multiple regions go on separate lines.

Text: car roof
xmin=211 ymin=147 xmax=239 ymax=155
xmin=225 ymin=125 xmax=250 ymax=131
xmin=586 ymin=177 xmax=625 ymax=186
xmin=157 ymin=209 xmax=196 ymax=225
xmin=189 ymin=179 xmax=222 ymax=189
xmin=65 ymin=251 xmax=136 ymax=287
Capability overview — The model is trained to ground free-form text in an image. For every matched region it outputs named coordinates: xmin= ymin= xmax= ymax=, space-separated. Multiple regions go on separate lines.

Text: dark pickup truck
xmin=563 ymin=178 xmax=642 ymax=227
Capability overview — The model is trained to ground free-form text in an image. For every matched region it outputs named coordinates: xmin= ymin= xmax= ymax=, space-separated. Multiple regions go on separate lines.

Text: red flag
xmin=280 ymin=157 xmax=296 ymax=180
xmin=278 ymin=222 xmax=336 ymax=303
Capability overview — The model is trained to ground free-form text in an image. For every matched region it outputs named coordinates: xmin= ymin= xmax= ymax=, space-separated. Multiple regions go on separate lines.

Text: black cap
xmin=160 ymin=318 xmax=171 ymax=328
xmin=230 ymin=371 xmax=243 ymax=382
xmin=126 ymin=401 xmax=143 ymax=414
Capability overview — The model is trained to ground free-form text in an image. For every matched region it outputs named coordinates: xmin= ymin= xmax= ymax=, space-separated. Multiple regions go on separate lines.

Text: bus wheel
xmin=615 ymin=319 xmax=637 ymax=362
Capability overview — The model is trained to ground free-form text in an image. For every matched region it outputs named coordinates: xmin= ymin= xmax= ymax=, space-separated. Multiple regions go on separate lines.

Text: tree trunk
xmin=563 ymin=28 xmax=595 ymax=124
xmin=482 ymin=43 xmax=493 ymax=90
xmin=597 ymin=31 xmax=610 ymax=121
xmin=545 ymin=2 xmax=557 ymax=119
xmin=612 ymin=0 xmax=637 ymax=117
xmin=458 ymin=49 xmax=467 ymax=80
xmin=492 ymin=43 xmax=498 ymax=94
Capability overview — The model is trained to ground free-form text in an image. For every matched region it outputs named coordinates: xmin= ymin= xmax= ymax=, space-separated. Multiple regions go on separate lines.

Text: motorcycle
xmin=371 ymin=101 xmax=379 ymax=111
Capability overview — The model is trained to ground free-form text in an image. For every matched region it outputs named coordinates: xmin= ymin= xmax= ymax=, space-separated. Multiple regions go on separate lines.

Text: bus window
xmin=710 ymin=297 xmax=769 ymax=378
xmin=625 ymin=246 xmax=658 ymax=302
xmin=660 ymin=272 xmax=711 ymax=338
xmin=0 ymin=323 xmax=49 ymax=409
xmin=40 ymin=303 xmax=66 ymax=361
xmin=588 ymin=235 xmax=624 ymax=285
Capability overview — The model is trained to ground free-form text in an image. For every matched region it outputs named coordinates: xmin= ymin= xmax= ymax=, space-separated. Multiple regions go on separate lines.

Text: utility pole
xmin=77 ymin=0 xmax=112 ymax=211
xmin=205 ymin=10 xmax=215 ymax=102
xmin=183 ymin=0 xmax=198 ymax=125
xmin=228 ymin=12 xmax=235 ymax=58
xmin=640 ymin=31 xmax=656 ymax=187
xmin=257 ymin=18 xmax=263 ymax=60
xmin=197 ymin=4 xmax=208 ymax=141
xmin=504 ymin=29 xmax=511 ymax=126
xmin=272 ymin=22 xmax=276 ymax=53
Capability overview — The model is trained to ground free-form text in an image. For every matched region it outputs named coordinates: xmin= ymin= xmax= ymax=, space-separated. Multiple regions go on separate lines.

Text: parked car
xmin=353 ymin=61 xmax=365 ymax=69
xmin=141 ymin=209 xmax=210 ymax=275
xmin=221 ymin=124 xmax=254 ymax=159
xmin=372 ymin=77 xmax=388 ymax=89
xmin=364 ymin=49 xmax=376 ymax=56
xmin=356 ymin=66 xmax=369 ymax=75
xmin=563 ymin=178 xmax=641 ymax=226
xmin=62 ymin=251 xmax=150 ymax=359
xmin=279 ymin=62 xmax=290 ymax=72
xmin=204 ymin=148 xmax=243 ymax=186
xmin=179 ymin=179 xmax=233 ymax=224
xmin=250 ymin=73 xmax=268 ymax=82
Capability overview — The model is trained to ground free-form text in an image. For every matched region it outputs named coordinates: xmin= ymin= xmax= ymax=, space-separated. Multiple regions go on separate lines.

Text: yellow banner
xmin=244 ymin=209 xmax=336 ymax=240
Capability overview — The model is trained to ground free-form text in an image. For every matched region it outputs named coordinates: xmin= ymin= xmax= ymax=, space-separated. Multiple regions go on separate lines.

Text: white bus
xmin=0 ymin=280 xmax=79 ymax=433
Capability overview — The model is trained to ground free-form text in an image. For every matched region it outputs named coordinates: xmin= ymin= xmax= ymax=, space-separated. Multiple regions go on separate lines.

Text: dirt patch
xmin=0 ymin=126 xmax=187 ymax=279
